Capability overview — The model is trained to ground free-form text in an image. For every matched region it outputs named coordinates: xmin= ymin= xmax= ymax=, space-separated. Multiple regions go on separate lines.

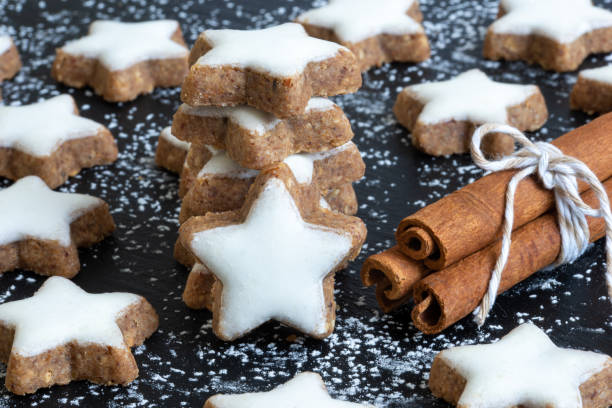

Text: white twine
xmin=470 ymin=123 xmax=612 ymax=327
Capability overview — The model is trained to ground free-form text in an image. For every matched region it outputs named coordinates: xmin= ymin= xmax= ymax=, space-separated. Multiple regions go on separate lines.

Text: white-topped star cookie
xmin=180 ymin=166 xmax=366 ymax=340
xmin=197 ymin=141 xmax=354 ymax=184
xmin=0 ymin=276 xmax=158 ymax=394
xmin=430 ymin=323 xmax=611 ymax=408
xmin=0 ymin=176 xmax=103 ymax=247
xmin=403 ymin=69 xmax=540 ymax=125
xmin=0 ymin=276 xmax=141 ymax=356
xmin=59 ymin=20 xmax=188 ymax=71
xmin=194 ymin=23 xmax=347 ymax=77
xmin=297 ymin=0 xmax=423 ymax=44
xmin=492 ymin=0 xmax=612 ymax=44
xmin=0 ymin=94 xmax=106 ymax=157
xmin=205 ymin=372 xmax=374 ymax=408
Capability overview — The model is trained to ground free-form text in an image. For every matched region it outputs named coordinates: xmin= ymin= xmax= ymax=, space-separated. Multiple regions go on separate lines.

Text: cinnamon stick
xmin=411 ymin=177 xmax=612 ymax=334
xmin=361 ymin=246 xmax=430 ymax=312
xmin=396 ymin=113 xmax=612 ymax=270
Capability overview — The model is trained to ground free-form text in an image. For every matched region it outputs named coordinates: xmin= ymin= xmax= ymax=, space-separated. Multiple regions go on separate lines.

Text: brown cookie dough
xmin=178 ymin=164 xmax=366 ymax=340
xmin=51 ymin=21 xmax=189 ymax=102
xmin=0 ymin=277 xmax=158 ymax=395
xmin=297 ymin=0 xmax=429 ymax=71
xmin=393 ymin=69 xmax=548 ymax=156
xmin=171 ymin=98 xmax=353 ymax=169
xmin=570 ymin=65 xmax=612 ymax=115
xmin=155 ymin=126 xmax=191 ymax=174
xmin=181 ymin=23 xmax=362 ymax=118
xmin=483 ymin=1 xmax=612 ymax=72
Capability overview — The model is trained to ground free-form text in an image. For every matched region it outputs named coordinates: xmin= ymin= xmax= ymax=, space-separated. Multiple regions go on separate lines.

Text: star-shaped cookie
xmin=297 ymin=0 xmax=430 ymax=71
xmin=179 ymin=164 xmax=366 ymax=340
xmin=155 ymin=126 xmax=191 ymax=174
xmin=171 ymin=97 xmax=354 ymax=169
xmin=182 ymin=23 xmax=362 ymax=118
xmin=484 ymin=0 xmax=612 ymax=71
xmin=0 ymin=35 xmax=21 ymax=83
xmin=0 ymin=276 xmax=158 ymax=395
xmin=0 ymin=94 xmax=117 ymax=188
xmin=394 ymin=69 xmax=548 ymax=156
xmin=205 ymin=372 xmax=374 ymax=408
xmin=0 ymin=176 xmax=115 ymax=277
xmin=52 ymin=20 xmax=189 ymax=102
xmin=178 ymin=141 xmax=364 ymax=222
xmin=570 ymin=64 xmax=612 ymax=114
xmin=429 ymin=323 xmax=612 ymax=408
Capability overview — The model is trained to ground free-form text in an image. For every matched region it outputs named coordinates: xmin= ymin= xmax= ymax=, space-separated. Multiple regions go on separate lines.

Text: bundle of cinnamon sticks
xmin=361 ymin=113 xmax=612 ymax=334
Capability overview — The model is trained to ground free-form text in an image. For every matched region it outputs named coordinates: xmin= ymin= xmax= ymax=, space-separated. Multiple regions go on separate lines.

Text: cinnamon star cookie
xmin=0 ymin=276 xmax=158 ymax=395
xmin=484 ymin=0 xmax=612 ymax=72
xmin=394 ymin=69 xmax=547 ymax=156
xmin=297 ymin=0 xmax=429 ymax=71
xmin=429 ymin=323 xmax=612 ymax=408
xmin=179 ymin=164 xmax=366 ymax=340
xmin=52 ymin=20 xmax=189 ymax=102
xmin=0 ymin=176 xmax=115 ymax=277
xmin=0 ymin=94 xmax=117 ymax=188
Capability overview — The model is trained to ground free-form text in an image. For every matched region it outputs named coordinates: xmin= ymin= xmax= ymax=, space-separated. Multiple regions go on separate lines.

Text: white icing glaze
xmin=160 ymin=126 xmax=190 ymax=151
xmin=0 ymin=176 xmax=103 ymax=247
xmin=197 ymin=141 xmax=354 ymax=184
xmin=297 ymin=0 xmax=423 ymax=43
xmin=493 ymin=0 xmax=612 ymax=44
xmin=0 ymin=276 xmax=141 ymax=357
xmin=61 ymin=20 xmax=188 ymax=71
xmin=209 ymin=372 xmax=372 ymax=408
xmin=0 ymin=94 xmax=105 ymax=157
xmin=180 ymin=97 xmax=335 ymax=134
xmin=440 ymin=323 xmax=610 ymax=408
xmin=580 ymin=64 xmax=612 ymax=84
xmin=197 ymin=150 xmax=260 ymax=179
xmin=305 ymin=97 xmax=336 ymax=112
xmin=189 ymin=178 xmax=352 ymax=339
xmin=0 ymin=36 xmax=12 ymax=54
xmin=406 ymin=69 xmax=538 ymax=125
xmin=196 ymin=23 xmax=347 ymax=77
xmin=180 ymin=104 xmax=280 ymax=135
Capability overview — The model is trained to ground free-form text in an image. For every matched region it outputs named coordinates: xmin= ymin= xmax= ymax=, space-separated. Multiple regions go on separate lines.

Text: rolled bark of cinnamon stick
xmin=396 ymin=113 xmax=612 ymax=270
xmin=361 ymin=246 xmax=430 ymax=312
xmin=411 ymin=177 xmax=612 ymax=334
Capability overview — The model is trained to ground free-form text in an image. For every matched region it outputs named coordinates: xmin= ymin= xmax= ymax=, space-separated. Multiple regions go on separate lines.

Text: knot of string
xmin=470 ymin=123 xmax=612 ymax=327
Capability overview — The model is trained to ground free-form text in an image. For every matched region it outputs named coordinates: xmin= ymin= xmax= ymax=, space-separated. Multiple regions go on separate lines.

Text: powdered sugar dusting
xmin=0 ymin=0 xmax=610 ymax=406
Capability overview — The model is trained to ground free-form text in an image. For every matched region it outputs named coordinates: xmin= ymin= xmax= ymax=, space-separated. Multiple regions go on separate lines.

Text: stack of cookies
xmin=157 ymin=23 xmax=368 ymax=340
xmin=165 ymin=23 xmax=365 ymax=265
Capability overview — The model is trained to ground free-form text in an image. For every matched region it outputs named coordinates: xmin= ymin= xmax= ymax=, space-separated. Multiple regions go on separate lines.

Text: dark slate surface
xmin=0 ymin=0 xmax=610 ymax=406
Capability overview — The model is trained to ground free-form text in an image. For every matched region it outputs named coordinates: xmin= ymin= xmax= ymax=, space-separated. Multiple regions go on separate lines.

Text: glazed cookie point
xmin=0 ymin=35 xmax=21 ymax=82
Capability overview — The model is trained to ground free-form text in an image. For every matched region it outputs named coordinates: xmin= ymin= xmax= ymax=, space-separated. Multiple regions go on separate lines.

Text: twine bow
xmin=470 ymin=124 xmax=612 ymax=327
